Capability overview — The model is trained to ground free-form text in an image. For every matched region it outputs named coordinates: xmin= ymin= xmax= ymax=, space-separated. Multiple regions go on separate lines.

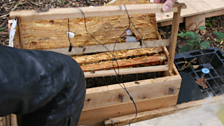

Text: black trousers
xmin=0 ymin=45 xmax=86 ymax=126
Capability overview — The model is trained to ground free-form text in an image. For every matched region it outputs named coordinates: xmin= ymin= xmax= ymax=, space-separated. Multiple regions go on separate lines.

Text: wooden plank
xmin=0 ymin=117 xmax=3 ymax=126
xmin=10 ymin=114 xmax=17 ymax=126
xmin=46 ymin=39 xmax=170 ymax=55
xmin=73 ymin=47 xmax=163 ymax=64
xmin=84 ymin=65 xmax=169 ymax=78
xmin=185 ymin=14 xmax=205 ymax=31
xmin=105 ymin=95 xmax=224 ymax=126
xmin=79 ymin=74 xmax=181 ymax=126
xmin=81 ymin=55 xmax=166 ymax=72
xmin=9 ymin=3 xmax=186 ymax=22
xmin=156 ymin=0 xmax=224 ymax=23
xmin=162 ymin=46 xmax=179 ymax=75
xmin=159 ymin=18 xmax=184 ymax=27
xmin=168 ymin=7 xmax=181 ymax=71
xmin=17 ymin=17 xmax=24 ymax=49
xmin=205 ymin=9 xmax=224 ymax=18
xmin=84 ymin=75 xmax=181 ymax=110
xmin=79 ymin=94 xmax=179 ymax=126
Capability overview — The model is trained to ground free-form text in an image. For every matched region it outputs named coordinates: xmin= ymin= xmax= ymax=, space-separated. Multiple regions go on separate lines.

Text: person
xmin=154 ymin=0 xmax=177 ymax=12
xmin=0 ymin=45 xmax=86 ymax=126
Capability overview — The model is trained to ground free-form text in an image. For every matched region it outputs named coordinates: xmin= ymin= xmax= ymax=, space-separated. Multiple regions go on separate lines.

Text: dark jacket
xmin=0 ymin=45 xmax=86 ymax=126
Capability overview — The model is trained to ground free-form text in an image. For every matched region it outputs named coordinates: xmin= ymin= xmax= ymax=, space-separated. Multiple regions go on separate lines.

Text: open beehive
xmin=7 ymin=1 xmax=186 ymax=126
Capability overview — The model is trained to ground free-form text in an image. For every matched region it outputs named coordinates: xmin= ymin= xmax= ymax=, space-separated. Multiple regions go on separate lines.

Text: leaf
xmin=199 ymin=26 xmax=205 ymax=31
xmin=179 ymin=44 xmax=192 ymax=53
xmin=178 ymin=32 xmax=185 ymax=38
xmin=185 ymin=31 xmax=200 ymax=39
xmin=206 ymin=23 xmax=212 ymax=28
xmin=213 ymin=31 xmax=224 ymax=40
xmin=62 ymin=0 xmax=65 ymax=4
xmin=0 ymin=27 xmax=3 ymax=31
xmin=196 ymin=77 xmax=208 ymax=89
xmin=200 ymin=41 xmax=210 ymax=49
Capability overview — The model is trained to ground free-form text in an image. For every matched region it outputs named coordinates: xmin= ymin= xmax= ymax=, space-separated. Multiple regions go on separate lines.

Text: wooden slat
xmin=10 ymin=114 xmax=17 ymax=126
xmin=9 ymin=3 xmax=186 ymax=22
xmin=168 ymin=7 xmax=181 ymax=71
xmin=84 ymin=65 xmax=168 ymax=78
xmin=81 ymin=55 xmax=166 ymax=72
xmin=156 ymin=0 xmax=223 ymax=23
xmin=46 ymin=39 xmax=170 ymax=55
xmin=84 ymin=75 xmax=181 ymax=109
xmin=105 ymin=95 xmax=224 ymax=126
xmin=17 ymin=17 xmax=24 ymax=49
xmin=73 ymin=47 xmax=163 ymax=64
xmin=79 ymin=94 xmax=179 ymax=126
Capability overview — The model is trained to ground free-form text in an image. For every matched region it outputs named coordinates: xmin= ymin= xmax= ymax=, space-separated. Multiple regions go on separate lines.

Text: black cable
xmin=78 ymin=6 xmax=144 ymax=125
xmin=67 ymin=18 xmax=72 ymax=52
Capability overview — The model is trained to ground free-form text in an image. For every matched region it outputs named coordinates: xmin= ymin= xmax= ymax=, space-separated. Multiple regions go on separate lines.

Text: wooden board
xmin=156 ymin=0 xmax=224 ymax=23
xmin=10 ymin=0 xmax=161 ymax=50
xmin=105 ymin=95 xmax=224 ymax=126
xmin=81 ymin=55 xmax=166 ymax=72
xmin=83 ymin=75 xmax=181 ymax=110
xmin=79 ymin=94 xmax=180 ymax=126
xmin=185 ymin=14 xmax=205 ymax=31
xmin=84 ymin=65 xmax=169 ymax=78
xmin=73 ymin=47 xmax=163 ymax=64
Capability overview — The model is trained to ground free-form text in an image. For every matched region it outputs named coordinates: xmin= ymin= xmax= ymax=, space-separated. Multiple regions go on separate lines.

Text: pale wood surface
xmin=79 ymin=74 xmax=181 ymax=126
xmin=84 ymin=65 xmax=169 ymax=78
xmin=45 ymin=39 xmax=170 ymax=55
xmin=105 ymin=95 xmax=224 ymax=126
xmin=168 ymin=8 xmax=181 ymax=71
xmin=156 ymin=0 xmax=224 ymax=23
xmin=79 ymin=94 xmax=180 ymax=126
xmin=9 ymin=4 xmax=185 ymax=22
xmin=185 ymin=14 xmax=205 ymax=31
xmin=84 ymin=75 xmax=181 ymax=109
xmin=11 ymin=0 xmax=160 ymax=50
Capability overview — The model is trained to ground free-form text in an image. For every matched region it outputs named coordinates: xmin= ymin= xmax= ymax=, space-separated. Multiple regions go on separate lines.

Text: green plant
xmin=213 ymin=31 xmax=224 ymax=42
xmin=178 ymin=26 xmax=210 ymax=53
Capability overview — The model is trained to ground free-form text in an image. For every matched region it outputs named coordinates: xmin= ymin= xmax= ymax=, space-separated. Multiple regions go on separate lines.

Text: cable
xmin=67 ymin=18 xmax=72 ymax=52
xmin=78 ymin=6 xmax=144 ymax=125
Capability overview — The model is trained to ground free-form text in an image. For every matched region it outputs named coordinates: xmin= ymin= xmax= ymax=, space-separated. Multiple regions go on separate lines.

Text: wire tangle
xmin=66 ymin=4 xmax=144 ymax=125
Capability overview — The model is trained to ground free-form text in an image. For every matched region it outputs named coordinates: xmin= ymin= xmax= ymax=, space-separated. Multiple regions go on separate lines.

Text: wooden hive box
xmin=7 ymin=1 xmax=186 ymax=126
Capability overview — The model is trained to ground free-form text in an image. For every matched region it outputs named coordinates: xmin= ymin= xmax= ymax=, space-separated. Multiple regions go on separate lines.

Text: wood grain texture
xmin=185 ymin=14 xmax=205 ymax=31
xmin=79 ymin=94 xmax=180 ymax=126
xmin=84 ymin=65 xmax=169 ymax=78
xmin=45 ymin=39 xmax=170 ymax=55
xmin=11 ymin=0 xmax=161 ymax=50
xmin=78 ymin=74 xmax=181 ymax=126
xmin=168 ymin=8 xmax=181 ymax=71
xmin=81 ymin=55 xmax=166 ymax=72
xmin=156 ymin=0 xmax=223 ymax=23
xmin=105 ymin=95 xmax=224 ymax=126
xmin=73 ymin=47 xmax=163 ymax=64
xmin=84 ymin=75 xmax=181 ymax=109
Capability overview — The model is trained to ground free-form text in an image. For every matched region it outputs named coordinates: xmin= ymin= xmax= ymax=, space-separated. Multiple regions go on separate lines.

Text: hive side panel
xmin=79 ymin=75 xmax=182 ymax=126
xmin=79 ymin=94 xmax=179 ymax=126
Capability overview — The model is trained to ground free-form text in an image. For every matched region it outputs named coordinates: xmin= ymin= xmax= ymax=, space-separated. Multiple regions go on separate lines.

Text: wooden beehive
xmin=6 ymin=1 xmax=186 ymax=126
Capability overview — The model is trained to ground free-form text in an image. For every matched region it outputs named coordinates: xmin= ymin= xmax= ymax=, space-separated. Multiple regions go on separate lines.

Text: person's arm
xmin=154 ymin=0 xmax=177 ymax=12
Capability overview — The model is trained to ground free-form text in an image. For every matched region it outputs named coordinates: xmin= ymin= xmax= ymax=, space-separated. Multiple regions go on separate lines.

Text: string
xmin=78 ymin=4 xmax=145 ymax=125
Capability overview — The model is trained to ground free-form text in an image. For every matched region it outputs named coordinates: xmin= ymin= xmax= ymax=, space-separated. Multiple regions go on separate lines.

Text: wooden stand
xmin=7 ymin=3 xmax=186 ymax=126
